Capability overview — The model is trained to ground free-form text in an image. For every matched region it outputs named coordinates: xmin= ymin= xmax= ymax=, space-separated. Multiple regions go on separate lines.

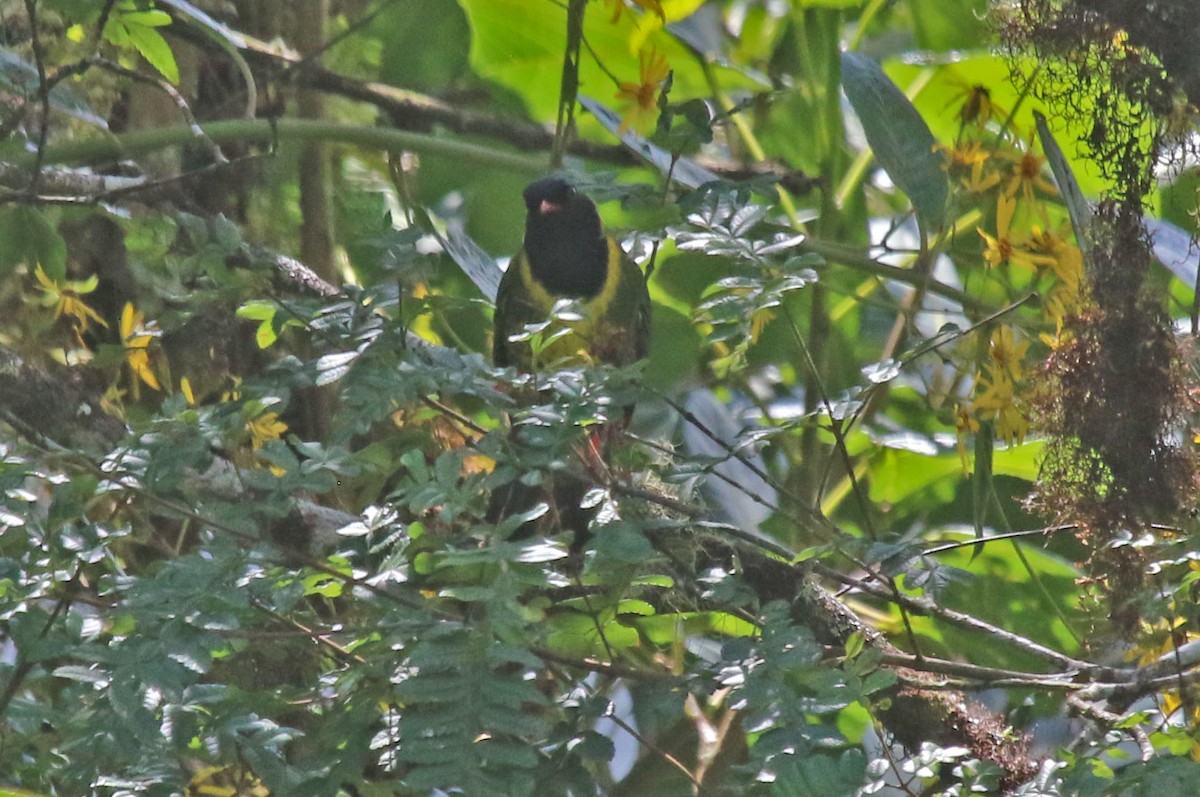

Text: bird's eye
xmin=566 ymin=186 xmax=577 ymax=199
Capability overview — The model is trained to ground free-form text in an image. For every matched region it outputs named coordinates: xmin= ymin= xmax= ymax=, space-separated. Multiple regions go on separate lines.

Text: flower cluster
xmin=604 ymin=0 xmax=672 ymax=133
xmin=32 ymin=268 xmax=288 ymax=473
xmin=942 ymin=90 xmax=1088 ymax=463
xmin=616 ymin=46 xmax=670 ymax=132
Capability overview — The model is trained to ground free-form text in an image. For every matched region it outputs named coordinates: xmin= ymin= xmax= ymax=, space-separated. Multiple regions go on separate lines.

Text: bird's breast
xmin=516 ymin=238 xmax=625 ymax=366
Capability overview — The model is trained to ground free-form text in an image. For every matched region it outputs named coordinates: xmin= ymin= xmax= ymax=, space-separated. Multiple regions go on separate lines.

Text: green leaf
xmin=0 ymin=206 xmax=66 ymax=278
xmin=843 ymin=630 xmax=865 ymax=659
xmin=1035 ymin=110 xmax=1092 ymax=253
xmin=577 ymin=95 xmax=720 ymax=188
xmin=592 ymin=522 xmax=655 ymax=562
xmin=841 ymin=52 xmax=947 ymax=228
xmin=0 ymin=787 xmax=56 ymax=797
xmin=0 ymin=47 xmax=107 ymax=127
xmin=972 ymin=419 xmax=995 ymax=548
xmin=443 ymin=224 xmax=502 ymax=302
xmin=302 ymin=572 xmax=344 ymax=598
xmin=459 ymin=0 xmax=761 ymax=133
xmin=377 ymin=0 xmax=471 ymax=90
xmin=236 ymin=300 xmax=281 ymax=348
xmin=124 ymin=22 xmax=180 ymax=84
xmin=119 ymin=10 xmax=173 ymax=27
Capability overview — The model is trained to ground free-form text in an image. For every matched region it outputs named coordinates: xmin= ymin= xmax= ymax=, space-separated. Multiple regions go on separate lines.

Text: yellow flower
xmin=180 ymin=377 xmax=197 ymax=406
xmin=954 ymin=401 xmax=980 ymax=473
xmin=977 ymin=195 xmax=1056 ymax=272
xmin=962 ymin=156 xmax=1002 ymax=193
xmin=941 ymin=139 xmax=987 ymax=170
xmin=973 ymin=370 xmax=1029 ymax=446
xmin=120 ymin=302 xmax=161 ymax=395
xmin=1000 ymin=136 xmax=1058 ymax=205
xmin=616 ymin=47 xmax=670 ymax=132
xmin=988 ymin=325 xmax=1029 ymax=383
xmin=1028 ymin=225 xmax=1086 ymax=326
xmin=940 ymin=140 xmax=1002 ymax=193
xmin=246 ymin=410 xmax=287 ymax=450
xmin=221 ymin=375 xmax=243 ymax=403
xmin=1028 ymin=226 xmax=1084 ymax=285
xmin=749 ymin=307 xmax=774 ymax=342
xmin=34 ymin=266 xmax=108 ymax=338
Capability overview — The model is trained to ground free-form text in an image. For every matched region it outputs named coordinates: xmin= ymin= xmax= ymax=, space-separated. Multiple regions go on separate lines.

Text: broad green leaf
xmin=236 ymin=300 xmax=280 ymax=348
xmin=124 ymin=22 xmax=180 ymax=84
xmin=992 ymin=439 xmax=1043 ymax=481
xmin=119 ymin=10 xmax=173 ymax=27
xmin=593 ymin=522 xmax=655 ymax=562
xmin=908 ymin=0 xmax=990 ymax=50
xmin=871 ymin=438 xmax=1042 ymax=506
xmin=841 ymin=52 xmax=947 ymax=228
xmin=0 ymin=206 xmax=66 ymax=278
xmin=378 ymin=0 xmax=471 ymax=90
xmin=459 ymin=0 xmax=762 ymax=135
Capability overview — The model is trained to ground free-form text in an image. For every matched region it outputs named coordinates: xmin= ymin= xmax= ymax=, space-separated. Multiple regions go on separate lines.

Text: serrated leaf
xmin=125 ymin=22 xmax=180 ymax=84
xmin=841 ymin=53 xmax=947 ymax=228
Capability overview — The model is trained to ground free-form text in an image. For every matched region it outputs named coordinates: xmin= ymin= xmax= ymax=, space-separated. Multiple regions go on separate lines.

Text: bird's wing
xmin=615 ymin=247 xmax=653 ymax=363
xmin=492 ymin=250 xmax=540 ymax=368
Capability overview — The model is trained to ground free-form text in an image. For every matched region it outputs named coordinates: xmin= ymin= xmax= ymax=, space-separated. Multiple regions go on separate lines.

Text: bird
xmin=493 ymin=177 xmax=651 ymax=373
xmin=489 ymin=177 xmax=652 ymax=544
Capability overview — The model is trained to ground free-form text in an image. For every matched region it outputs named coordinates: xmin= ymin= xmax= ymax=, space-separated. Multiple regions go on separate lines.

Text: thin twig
xmin=813 ymin=561 xmax=1100 ymax=674
xmin=21 ymin=0 xmax=51 ymax=195
xmin=606 ymin=708 xmax=702 ymax=788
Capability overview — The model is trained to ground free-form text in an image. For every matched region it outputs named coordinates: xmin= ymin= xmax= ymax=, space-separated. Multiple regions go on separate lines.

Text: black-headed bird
xmin=493 ymin=177 xmax=651 ymax=372
xmin=490 ymin=177 xmax=652 ymax=544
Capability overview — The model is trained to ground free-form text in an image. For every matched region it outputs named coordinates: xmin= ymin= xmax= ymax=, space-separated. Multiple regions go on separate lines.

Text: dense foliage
xmin=3 ymin=0 xmax=1200 ymax=795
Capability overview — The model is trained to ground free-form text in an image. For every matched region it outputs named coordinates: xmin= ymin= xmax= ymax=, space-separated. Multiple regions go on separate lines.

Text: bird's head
xmin=523 ymin=177 xmax=602 ymax=235
xmin=521 ymin=177 xmax=607 ymax=297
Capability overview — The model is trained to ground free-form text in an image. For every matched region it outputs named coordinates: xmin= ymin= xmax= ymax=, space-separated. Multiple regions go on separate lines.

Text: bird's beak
xmin=538 ymin=199 xmax=563 ymax=215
